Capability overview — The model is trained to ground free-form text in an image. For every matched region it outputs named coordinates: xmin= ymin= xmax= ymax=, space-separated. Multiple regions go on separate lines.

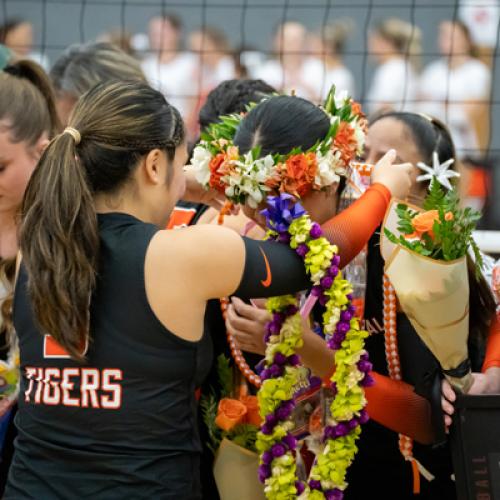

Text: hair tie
xmin=63 ymin=127 xmax=81 ymax=145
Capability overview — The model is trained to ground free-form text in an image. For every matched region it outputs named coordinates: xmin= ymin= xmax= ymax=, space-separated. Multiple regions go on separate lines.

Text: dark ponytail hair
xmin=19 ymin=81 xmax=185 ymax=360
xmin=372 ymin=111 xmax=497 ymax=348
xmin=234 ymin=95 xmax=330 ymax=156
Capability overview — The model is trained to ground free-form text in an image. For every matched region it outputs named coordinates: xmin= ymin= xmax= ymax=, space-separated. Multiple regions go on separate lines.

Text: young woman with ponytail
xmin=0 ymin=59 xmax=60 ymax=494
xmin=5 ymin=80 xmax=345 ymax=498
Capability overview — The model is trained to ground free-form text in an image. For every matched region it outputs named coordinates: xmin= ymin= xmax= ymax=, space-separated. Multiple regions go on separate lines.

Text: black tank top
xmin=6 ymin=213 xmax=210 ymax=499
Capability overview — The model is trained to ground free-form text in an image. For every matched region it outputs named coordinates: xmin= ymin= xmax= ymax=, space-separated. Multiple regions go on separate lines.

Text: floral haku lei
xmin=256 ymin=194 xmax=372 ymax=500
xmin=188 ymin=87 xmax=367 ymax=208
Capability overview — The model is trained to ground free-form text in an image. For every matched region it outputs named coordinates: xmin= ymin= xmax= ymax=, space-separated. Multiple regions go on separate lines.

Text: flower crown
xmin=188 ymin=87 xmax=367 ymax=208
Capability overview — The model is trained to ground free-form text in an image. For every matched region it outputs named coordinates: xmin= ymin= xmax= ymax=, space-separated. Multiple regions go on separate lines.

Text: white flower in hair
xmin=334 ymin=89 xmax=350 ymax=109
xmin=416 ymin=151 xmax=460 ymax=191
xmin=188 ymin=145 xmax=212 ymax=185
xmin=315 ymin=149 xmax=341 ymax=187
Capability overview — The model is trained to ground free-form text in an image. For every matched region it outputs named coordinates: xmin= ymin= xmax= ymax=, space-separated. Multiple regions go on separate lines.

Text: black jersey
xmin=6 ymin=212 xmax=211 ymax=499
xmin=345 ymin=231 xmax=459 ymax=499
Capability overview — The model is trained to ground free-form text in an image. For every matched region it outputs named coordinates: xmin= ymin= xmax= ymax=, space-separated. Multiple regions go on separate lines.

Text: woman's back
xmin=8 ymin=213 xmax=206 ymax=499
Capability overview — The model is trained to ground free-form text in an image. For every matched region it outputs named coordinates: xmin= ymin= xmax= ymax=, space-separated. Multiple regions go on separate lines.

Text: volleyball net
xmin=1 ymin=0 xmax=500 ymax=235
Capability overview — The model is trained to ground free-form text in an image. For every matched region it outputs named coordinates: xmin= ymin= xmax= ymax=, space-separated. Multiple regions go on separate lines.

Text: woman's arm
xmin=227 ymin=301 xmax=434 ymax=444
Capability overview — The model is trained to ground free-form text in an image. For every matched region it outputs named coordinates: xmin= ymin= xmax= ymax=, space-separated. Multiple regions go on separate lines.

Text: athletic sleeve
xmin=482 ymin=314 xmax=500 ymax=371
xmin=320 ymin=183 xmax=391 ymax=268
xmin=365 ymin=372 xmax=435 ymax=445
xmin=234 ymin=236 xmax=310 ymax=299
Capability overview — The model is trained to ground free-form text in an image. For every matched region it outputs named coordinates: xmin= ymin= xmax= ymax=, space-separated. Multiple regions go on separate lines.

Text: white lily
xmin=416 ymin=151 xmax=460 ymax=191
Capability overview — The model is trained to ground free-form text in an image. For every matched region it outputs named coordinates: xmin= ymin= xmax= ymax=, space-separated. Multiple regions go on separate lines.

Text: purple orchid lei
xmin=255 ymin=194 xmax=372 ymax=499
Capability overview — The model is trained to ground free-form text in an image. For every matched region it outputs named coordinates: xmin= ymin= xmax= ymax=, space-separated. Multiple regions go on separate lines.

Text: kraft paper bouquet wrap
xmin=381 ymin=153 xmax=483 ymax=393
xmin=200 ymin=355 xmax=264 ymax=499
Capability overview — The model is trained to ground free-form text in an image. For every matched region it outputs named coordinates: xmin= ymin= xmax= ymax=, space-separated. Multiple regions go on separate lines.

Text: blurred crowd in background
xmin=0 ymin=4 xmax=498 ymax=229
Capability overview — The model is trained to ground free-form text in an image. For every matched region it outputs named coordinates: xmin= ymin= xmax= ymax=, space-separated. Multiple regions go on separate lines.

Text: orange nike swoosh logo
xmin=259 ymin=247 xmax=272 ymax=287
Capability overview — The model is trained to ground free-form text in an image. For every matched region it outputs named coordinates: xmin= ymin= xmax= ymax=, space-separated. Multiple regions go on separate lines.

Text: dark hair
xmin=1 ymin=59 xmax=61 ymax=143
xmin=0 ymin=18 xmax=26 ymax=44
xmin=50 ymin=42 xmax=145 ymax=99
xmin=372 ymin=111 xmax=456 ymax=169
xmin=372 ymin=111 xmax=497 ymax=345
xmin=199 ymin=79 xmax=276 ymax=130
xmin=444 ymin=19 xmax=478 ymax=58
xmin=0 ymin=59 xmax=60 ymax=351
xmin=20 ymin=81 xmax=185 ymax=360
xmin=234 ymin=95 xmax=330 ymax=156
xmin=151 ymin=13 xmax=182 ymax=31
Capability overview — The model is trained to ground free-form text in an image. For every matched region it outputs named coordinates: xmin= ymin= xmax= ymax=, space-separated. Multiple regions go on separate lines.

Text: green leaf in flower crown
xmin=324 ymin=85 xmax=337 ymax=114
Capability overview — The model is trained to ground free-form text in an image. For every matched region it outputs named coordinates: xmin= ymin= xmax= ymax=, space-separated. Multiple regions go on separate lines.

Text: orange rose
xmin=240 ymin=395 xmax=261 ymax=426
xmin=282 ymin=152 xmax=317 ymax=197
xmin=412 ymin=210 xmax=439 ymax=234
xmin=333 ymin=121 xmax=358 ymax=166
xmin=445 ymin=212 xmax=454 ymax=221
xmin=215 ymin=398 xmax=247 ymax=432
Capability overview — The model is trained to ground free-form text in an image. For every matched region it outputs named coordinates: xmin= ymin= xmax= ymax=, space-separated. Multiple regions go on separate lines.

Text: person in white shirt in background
xmin=141 ymin=13 xmax=196 ymax=119
xmin=0 ymin=19 xmax=50 ymax=70
xmin=253 ymin=21 xmax=324 ymax=102
xmin=307 ymin=20 xmax=356 ymax=99
xmin=367 ymin=18 xmax=421 ymax=115
xmin=186 ymin=26 xmax=236 ymax=139
xmin=419 ymin=20 xmax=491 ymax=161
xmin=188 ymin=27 xmax=235 ymax=100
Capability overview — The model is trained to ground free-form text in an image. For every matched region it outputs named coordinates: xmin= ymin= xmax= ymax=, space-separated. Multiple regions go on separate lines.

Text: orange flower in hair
xmin=208 ymin=153 xmax=227 ymax=192
xmin=281 ymin=152 xmax=318 ymax=197
xmin=333 ymin=122 xmax=358 ymax=166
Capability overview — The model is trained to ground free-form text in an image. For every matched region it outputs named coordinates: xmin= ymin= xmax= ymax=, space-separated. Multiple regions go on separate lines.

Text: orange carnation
xmin=240 ymin=395 xmax=261 ymax=426
xmin=333 ymin=121 xmax=358 ymax=166
xmin=209 ymin=153 xmax=227 ymax=192
xmin=281 ymin=152 xmax=318 ymax=197
xmin=215 ymin=398 xmax=248 ymax=432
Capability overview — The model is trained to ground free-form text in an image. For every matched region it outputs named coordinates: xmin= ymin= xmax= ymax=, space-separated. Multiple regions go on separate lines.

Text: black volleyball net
xmin=1 ymin=0 xmax=500 ymax=233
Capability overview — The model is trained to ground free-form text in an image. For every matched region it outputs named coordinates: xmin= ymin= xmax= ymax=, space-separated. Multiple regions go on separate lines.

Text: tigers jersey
xmin=7 ymin=213 xmax=208 ymax=499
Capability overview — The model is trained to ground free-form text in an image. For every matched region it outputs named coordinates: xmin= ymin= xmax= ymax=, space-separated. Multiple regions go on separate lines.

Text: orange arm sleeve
xmin=321 ymin=183 xmax=391 ymax=268
xmin=482 ymin=314 xmax=500 ymax=372
xmin=365 ymin=372 xmax=434 ymax=445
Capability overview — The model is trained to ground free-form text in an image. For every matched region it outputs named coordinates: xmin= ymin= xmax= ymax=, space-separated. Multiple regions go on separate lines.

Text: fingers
xmin=377 ymin=148 xmax=397 ymax=167
xmin=442 ymin=379 xmax=456 ymax=403
xmin=226 ymin=303 xmax=261 ymax=334
xmin=231 ymin=297 xmax=270 ymax=323
xmin=441 ymin=379 xmax=456 ymax=433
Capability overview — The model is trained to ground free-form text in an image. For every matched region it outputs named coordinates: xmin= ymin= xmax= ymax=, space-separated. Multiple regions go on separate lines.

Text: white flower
xmin=417 ymin=151 xmax=460 ymax=191
xmin=352 ymin=119 xmax=366 ymax=154
xmin=224 ymin=153 xmax=276 ymax=206
xmin=188 ymin=145 xmax=212 ymax=186
xmin=315 ymin=149 xmax=341 ymax=188
xmin=334 ymin=89 xmax=350 ymax=109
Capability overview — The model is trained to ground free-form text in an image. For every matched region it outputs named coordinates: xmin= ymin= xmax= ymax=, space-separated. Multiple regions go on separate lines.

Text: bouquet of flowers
xmin=381 ymin=153 xmax=482 ymax=393
xmin=200 ymin=355 xmax=264 ymax=500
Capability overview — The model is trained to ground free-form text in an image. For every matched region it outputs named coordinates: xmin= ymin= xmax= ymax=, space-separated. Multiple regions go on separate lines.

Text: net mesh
xmin=1 ymin=0 xmax=499 ymax=227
